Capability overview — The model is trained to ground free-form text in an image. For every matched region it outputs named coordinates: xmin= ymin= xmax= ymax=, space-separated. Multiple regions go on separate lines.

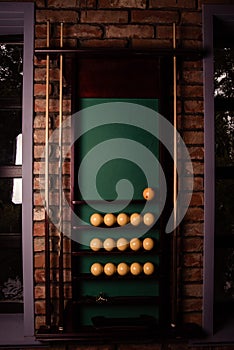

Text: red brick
xmin=34 ymin=253 xmax=45 ymax=268
xmin=183 ymin=131 xmax=204 ymax=144
xmin=183 ymin=312 xmax=202 ymax=326
xmin=190 ymin=192 xmax=204 ymax=206
xmin=34 ymin=269 xmax=45 ymax=283
xmin=192 ymin=162 xmax=204 ymax=175
xmin=35 ymin=285 xmax=45 ymax=299
xmin=34 ymin=207 xmax=45 ymax=221
xmin=35 ymin=300 xmax=46 ymax=314
xmin=64 ymin=24 xmax=103 ymax=38
xmin=105 ymin=25 xmax=154 ymax=38
xmin=180 ymin=26 xmax=202 ymax=40
xmin=179 ymin=116 xmax=204 ymax=130
xmin=34 ymin=68 xmax=60 ymax=82
xmin=78 ymin=0 xmax=97 ymax=7
xmin=34 ymin=222 xmax=46 ymax=236
xmin=35 ymin=24 xmax=47 ymax=38
xmin=178 ymin=85 xmax=204 ymax=98
xmin=189 ymin=147 xmax=204 ymax=160
xmin=182 ymin=39 xmax=203 ymax=49
xmin=184 ymin=207 xmax=204 ymax=221
xmin=181 ymin=11 xmax=202 ymax=25
xmin=48 ymin=0 xmax=77 ymax=7
xmin=183 ymin=237 xmax=203 ymax=252
xmin=182 ymin=267 xmax=203 ymax=282
xmin=36 ymin=10 xmax=78 ymax=23
xmin=99 ymin=0 xmax=146 ymax=8
xmin=183 ymin=298 xmax=202 ymax=312
xmin=131 ymin=10 xmax=179 ymax=23
xmin=183 ymin=283 xmax=202 ymax=297
xmin=34 ymin=83 xmax=52 ymax=97
xmin=149 ymin=0 xmax=196 ymax=8
xmin=183 ymin=70 xmax=203 ymax=84
xmin=36 ymin=0 xmax=45 ymax=7
xmin=182 ymin=222 xmax=204 ymax=236
xmin=183 ymin=253 xmax=203 ymax=267
xmin=81 ymin=10 xmax=128 ymax=23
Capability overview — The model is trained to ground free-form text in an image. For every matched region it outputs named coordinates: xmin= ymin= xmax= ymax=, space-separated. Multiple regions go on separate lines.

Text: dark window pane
xmin=0 ymin=178 xmax=22 ymax=233
xmin=0 ymin=112 xmax=22 ymax=165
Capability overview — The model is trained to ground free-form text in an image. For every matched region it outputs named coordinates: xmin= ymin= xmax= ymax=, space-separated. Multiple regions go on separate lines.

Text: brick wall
xmin=25 ymin=0 xmax=219 ymax=348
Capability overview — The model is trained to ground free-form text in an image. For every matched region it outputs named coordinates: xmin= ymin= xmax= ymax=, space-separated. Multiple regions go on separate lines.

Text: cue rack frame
xmin=35 ymin=21 xmax=205 ymax=342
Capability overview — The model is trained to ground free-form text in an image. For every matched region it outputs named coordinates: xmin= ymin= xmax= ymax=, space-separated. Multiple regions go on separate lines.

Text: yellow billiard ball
xmin=117 ymin=262 xmax=129 ymax=276
xmin=130 ymin=237 xmax=142 ymax=251
xmin=90 ymin=213 xmax=103 ymax=227
xmin=130 ymin=213 xmax=142 ymax=226
xmin=104 ymin=213 xmax=116 ymax=227
xmin=143 ymin=212 xmax=155 ymax=226
xmin=143 ymin=237 xmax=154 ymax=251
xmin=117 ymin=213 xmax=129 ymax=226
xmin=143 ymin=262 xmax=155 ymax=275
xmin=90 ymin=262 xmax=103 ymax=276
xmin=103 ymin=238 xmax=116 ymax=251
xmin=143 ymin=187 xmax=155 ymax=200
xmin=90 ymin=238 xmax=103 ymax=251
xmin=116 ymin=237 xmax=129 ymax=251
xmin=104 ymin=262 xmax=116 ymax=276
xmin=130 ymin=262 xmax=142 ymax=276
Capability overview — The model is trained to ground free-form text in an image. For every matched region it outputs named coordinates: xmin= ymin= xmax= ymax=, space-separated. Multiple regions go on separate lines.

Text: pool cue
xmin=171 ymin=22 xmax=178 ymax=328
xmin=58 ymin=22 xmax=64 ymax=332
xmin=45 ymin=20 xmax=51 ymax=328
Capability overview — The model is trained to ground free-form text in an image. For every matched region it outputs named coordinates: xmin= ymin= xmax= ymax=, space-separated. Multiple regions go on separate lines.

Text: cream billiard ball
xmin=130 ymin=262 xmax=142 ymax=276
xmin=143 ymin=187 xmax=155 ymax=201
xmin=117 ymin=213 xmax=129 ymax=226
xmin=90 ymin=213 xmax=103 ymax=227
xmin=103 ymin=238 xmax=116 ymax=251
xmin=104 ymin=213 xmax=116 ymax=227
xmin=104 ymin=262 xmax=116 ymax=276
xmin=143 ymin=262 xmax=155 ymax=275
xmin=143 ymin=212 xmax=155 ymax=226
xmin=130 ymin=237 xmax=142 ymax=251
xmin=90 ymin=238 xmax=103 ymax=251
xmin=117 ymin=262 xmax=129 ymax=276
xmin=116 ymin=237 xmax=129 ymax=251
xmin=90 ymin=262 xmax=103 ymax=276
xmin=130 ymin=213 xmax=142 ymax=226
xmin=143 ymin=237 xmax=154 ymax=251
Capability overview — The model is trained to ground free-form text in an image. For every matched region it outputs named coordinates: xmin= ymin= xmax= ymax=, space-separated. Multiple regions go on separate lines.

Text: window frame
xmin=0 ymin=2 xmax=39 ymax=346
xmin=202 ymin=3 xmax=234 ymax=344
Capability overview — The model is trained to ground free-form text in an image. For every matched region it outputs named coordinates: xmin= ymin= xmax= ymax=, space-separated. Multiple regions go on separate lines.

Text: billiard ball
xmin=116 ymin=237 xmax=129 ymax=251
xmin=104 ymin=213 xmax=116 ymax=227
xmin=90 ymin=262 xmax=103 ymax=276
xmin=90 ymin=213 xmax=103 ymax=227
xmin=130 ymin=262 xmax=142 ymax=276
xmin=130 ymin=237 xmax=142 ymax=251
xmin=143 ymin=237 xmax=154 ymax=251
xmin=90 ymin=238 xmax=103 ymax=251
xmin=143 ymin=262 xmax=155 ymax=275
xmin=104 ymin=262 xmax=116 ymax=276
xmin=130 ymin=212 xmax=142 ymax=226
xmin=103 ymin=238 xmax=116 ymax=251
xmin=143 ymin=212 xmax=155 ymax=226
xmin=143 ymin=187 xmax=155 ymax=200
xmin=117 ymin=262 xmax=129 ymax=276
xmin=117 ymin=213 xmax=129 ymax=226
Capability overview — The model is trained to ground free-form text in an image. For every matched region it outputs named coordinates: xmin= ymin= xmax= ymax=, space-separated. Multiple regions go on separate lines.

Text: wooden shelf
xmin=73 ymin=295 xmax=159 ymax=305
xmin=72 ymin=249 xmax=159 ymax=256
xmin=34 ymin=47 xmax=206 ymax=60
xmin=72 ymin=272 xmax=158 ymax=280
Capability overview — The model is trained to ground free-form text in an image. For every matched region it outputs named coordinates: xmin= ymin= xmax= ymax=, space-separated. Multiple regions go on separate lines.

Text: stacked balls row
xmin=90 ymin=212 xmax=155 ymax=227
xmin=90 ymin=237 xmax=154 ymax=252
xmin=90 ymin=262 xmax=155 ymax=276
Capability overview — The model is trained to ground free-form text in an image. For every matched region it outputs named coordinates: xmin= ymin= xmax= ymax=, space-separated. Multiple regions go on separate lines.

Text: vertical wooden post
xmin=58 ymin=22 xmax=64 ymax=332
xmin=171 ymin=22 xmax=178 ymax=328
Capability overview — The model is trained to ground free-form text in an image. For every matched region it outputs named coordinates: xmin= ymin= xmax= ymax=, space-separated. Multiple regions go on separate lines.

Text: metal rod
xmin=171 ymin=22 xmax=178 ymax=327
xmin=58 ymin=22 xmax=64 ymax=332
xmin=45 ymin=20 xmax=51 ymax=328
